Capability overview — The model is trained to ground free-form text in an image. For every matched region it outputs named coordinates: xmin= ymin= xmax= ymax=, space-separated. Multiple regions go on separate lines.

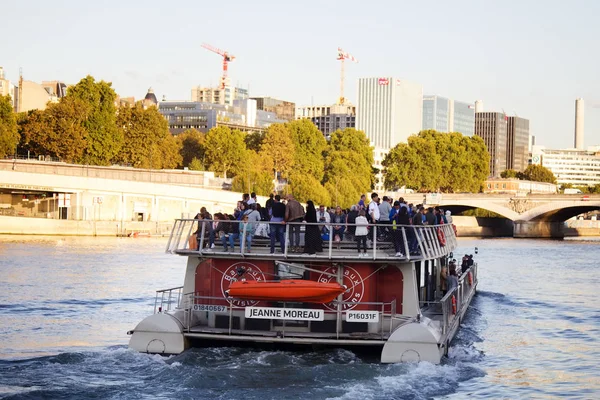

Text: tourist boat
xmin=226 ymin=280 xmax=347 ymax=303
xmin=128 ymin=219 xmax=478 ymax=363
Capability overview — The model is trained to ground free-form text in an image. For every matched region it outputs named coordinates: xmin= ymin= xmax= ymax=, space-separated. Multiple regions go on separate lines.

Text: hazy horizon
xmin=3 ymin=0 xmax=599 ymax=149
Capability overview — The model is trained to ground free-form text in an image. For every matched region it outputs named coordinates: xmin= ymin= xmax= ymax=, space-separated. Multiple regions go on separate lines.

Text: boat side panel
xmin=376 ymin=266 xmax=404 ymax=315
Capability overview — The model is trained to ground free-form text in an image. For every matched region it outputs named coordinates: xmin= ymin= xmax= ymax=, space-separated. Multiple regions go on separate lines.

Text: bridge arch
xmin=437 ymin=200 xmax=519 ymax=221
xmin=520 ymin=201 xmax=600 ymax=222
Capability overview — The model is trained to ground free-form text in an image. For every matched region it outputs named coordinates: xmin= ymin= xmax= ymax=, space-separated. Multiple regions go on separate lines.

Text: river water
xmin=0 ymin=236 xmax=598 ymax=399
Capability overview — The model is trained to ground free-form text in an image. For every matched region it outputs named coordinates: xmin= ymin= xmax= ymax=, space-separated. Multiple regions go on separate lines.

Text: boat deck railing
xmin=169 ymin=293 xmax=402 ymax=340
xmin=165 ymin=218 xmax=457 ymax=262
xmin=438 ymin=263 xmax=478 ymax=337
xmin=154 ymin=286 xmax=183 ymax=314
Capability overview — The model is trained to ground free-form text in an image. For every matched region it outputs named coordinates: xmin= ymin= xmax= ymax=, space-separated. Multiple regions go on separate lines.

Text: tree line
xmin=177 ymin=120 xmax=375 ymax=209
xmin=382 ymin=130 xmax=490 ymax=193
xmin=0 ymin=75 xmax=497 ymax=203
xmin=501 ymin=165 xmax=557 ymax=184
xmin=1 ymin=75 xmax=182 ymax=168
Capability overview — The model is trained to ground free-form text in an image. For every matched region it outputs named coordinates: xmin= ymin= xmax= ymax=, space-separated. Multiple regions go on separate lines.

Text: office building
xmin=531 ymin=146 xmax=600 ymax=187
xmin=296 ymin=103 xmax=356 ymax=138
xmin=422 ymin=95 xmax=450 ymax=132
xmin=191 ymin=85 xmax=248 ymax=106
xmin=475 ymin=112 xmax=507 ymax=177
xmin=251 ymin=97 xmax=295 ymax=121
xmin=452 ymin=100 xmax=475 ymax=137
xmin=159 ymin=99 xmax=285 ymax=135
xmin=0 ymin=67 xmax=17 ymax=110
xmin=356 ymin=77 xmax=423 ymax=149
xmin=506 ymin=116 xmax=529 ymax=172
xmin=422 ymin=95 xmax=475 ymax=136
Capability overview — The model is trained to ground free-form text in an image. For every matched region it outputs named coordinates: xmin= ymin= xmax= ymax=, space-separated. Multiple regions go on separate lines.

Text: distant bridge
xmin=392 ymin=193 xmax=600 ymax=238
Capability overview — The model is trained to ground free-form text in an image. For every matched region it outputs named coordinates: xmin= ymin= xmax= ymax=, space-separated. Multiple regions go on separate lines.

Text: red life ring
xmin=468 ymin=271 xmax=473 ymax=285
xmin=437 ymin=227 xmax=446 ymax=246
xmin=451 ymin=295 xmax=457 ymax=314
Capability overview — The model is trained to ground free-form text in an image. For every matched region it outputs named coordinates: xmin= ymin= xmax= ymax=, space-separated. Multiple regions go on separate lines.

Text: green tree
xmin=244 ymin=131 xmax=264 ymax=152
xmin=188 ymin=157 xmax=204 ymax=171
xmin=500 ymin=169 xmax=519 ymax=179
xmin=204 ymin=126 xmax=247 ymax=178
xmin=68 ymin=75 xmax=123 ymax=165
xmin=382 ymin=130 xmax=489 ymax=193
xmin=323 ymin=128 xmax=374 ymax=208
xmin=464 ymin=134 xmax=490 ymax=192
xmin=232 ymin=151 xmax=274 ymax=196
xmin=285 ymin=172 xmax=331 ymax=206
xmin=521 ymin=164 xmax=557 ymax=184
xmin=286 ymin=119 xmax=327 ymax=180
xmin=19 ymin=97 xmax=90 ymax=163
xmin=0 ymin=95 xmax=19 ymax=157
xmin=176 ymin=128 xmax=205 ymax=168
xmin=116 ymin=103 xmax=181 ymax=169
xmin=259 ymin=123 xmax=295 ymax=182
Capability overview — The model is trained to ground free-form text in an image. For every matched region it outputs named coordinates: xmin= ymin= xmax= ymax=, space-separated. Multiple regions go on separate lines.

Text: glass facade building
xmin=452 ymin=100 xmax=475 ymax=137
xmin=422 ymin=96 xmax=474 ymax=136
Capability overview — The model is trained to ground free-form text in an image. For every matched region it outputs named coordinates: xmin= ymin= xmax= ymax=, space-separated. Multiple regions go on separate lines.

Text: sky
xmin=3 ymin=0 xmax=600 ymax=149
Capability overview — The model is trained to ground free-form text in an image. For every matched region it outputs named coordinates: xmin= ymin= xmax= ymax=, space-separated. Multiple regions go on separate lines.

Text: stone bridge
xmin=394 ymin=193 xmax=600 ymax=238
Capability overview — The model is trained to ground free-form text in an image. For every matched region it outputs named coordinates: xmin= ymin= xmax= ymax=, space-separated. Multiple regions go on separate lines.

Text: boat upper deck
xmin=166 ymin=219 xmax=457 ymax=263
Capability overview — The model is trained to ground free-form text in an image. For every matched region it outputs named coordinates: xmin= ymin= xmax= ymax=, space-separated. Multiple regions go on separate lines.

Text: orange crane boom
xmin=201 ymin=43 xmax=236 ymax=90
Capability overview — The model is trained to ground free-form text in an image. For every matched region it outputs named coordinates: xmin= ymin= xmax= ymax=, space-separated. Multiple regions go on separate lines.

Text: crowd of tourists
xmin=194 ymin=192 xmax=454 ymax=257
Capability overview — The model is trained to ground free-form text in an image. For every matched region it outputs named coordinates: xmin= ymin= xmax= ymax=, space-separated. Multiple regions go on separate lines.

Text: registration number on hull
xmin=192 ymin=304 xmax=228 ymax=313
xmin=346 ymin=311 xmax=379 ymax=322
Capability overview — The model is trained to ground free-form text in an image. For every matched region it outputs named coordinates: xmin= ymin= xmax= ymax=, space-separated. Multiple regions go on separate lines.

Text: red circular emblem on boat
xmin=318 ymin=266 xmax=364 ymax=311
xmin=220 ymin=262 xmax=266 ymax=307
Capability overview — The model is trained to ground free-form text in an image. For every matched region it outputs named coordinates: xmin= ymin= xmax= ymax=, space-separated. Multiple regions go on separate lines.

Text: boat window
xmin=277 ymin=264 xmax=305 ymax=279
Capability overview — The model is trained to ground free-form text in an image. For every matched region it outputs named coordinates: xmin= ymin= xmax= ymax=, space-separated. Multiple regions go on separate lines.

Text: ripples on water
xmin=0 ymin=236 xmax=598 ymax=399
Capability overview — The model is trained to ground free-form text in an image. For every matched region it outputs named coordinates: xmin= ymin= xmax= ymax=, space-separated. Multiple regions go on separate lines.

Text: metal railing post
xmin=401 ymin=227 xmax=410 ymax=260
xmin=380 ymin=302 xmax=384 ymax=339
xmin=241 ymin=223 xmax=247 ymax=254
xmin=414 ymin=227 xmax=425 ymax=258
xmin=184 ymin=220 xmax=194 ymax=250
xmin=372 ymin=223 xmax=377 ymax=260
xmin=228 ymin=303 xmax=233 ymax=335
xmin=284 ymin=223 xmax=290 ymax=257
xmin=328 ymin=222 xmax=333 ymax=259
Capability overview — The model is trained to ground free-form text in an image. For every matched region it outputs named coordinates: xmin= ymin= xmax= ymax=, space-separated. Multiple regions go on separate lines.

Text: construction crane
xmin=337 ymin=47 xmax=358 ymax=105
xmin=201 ymin=43 xmax=235 ymax=90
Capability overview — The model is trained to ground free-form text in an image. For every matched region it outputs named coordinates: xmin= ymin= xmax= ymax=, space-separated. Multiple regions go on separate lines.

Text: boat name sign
xmin=193 ymin=304 xmax=228 ymax=313
xmin=245 ymin=306 xmax=324 ymax=321
xmin=346 ymin=311 xmax=379 ymax=323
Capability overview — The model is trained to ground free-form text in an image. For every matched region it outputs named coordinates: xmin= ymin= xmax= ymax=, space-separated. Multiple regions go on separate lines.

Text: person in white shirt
xmin=355 ymin=210 xmax=369 ymax=257
xmin=445 ymin=210 xmax=453 ymax=224
xmin=317 ymin=204 xmax=331 ymax=233
xmin=368 ymin=192 xmax=380 ymax=222
xmin=247 ymin=192 xmax=257 ymax=205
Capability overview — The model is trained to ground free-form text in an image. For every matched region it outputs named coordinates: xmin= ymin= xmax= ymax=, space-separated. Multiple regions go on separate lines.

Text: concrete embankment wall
xmin=0 ymin=216 xmax=173 ymax=236
xmin=452 ymin=216 xmax=514 ymax=237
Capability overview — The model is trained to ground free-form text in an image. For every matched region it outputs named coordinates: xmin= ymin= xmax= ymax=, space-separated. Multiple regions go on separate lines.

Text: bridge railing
xmin=165 ymin=218 xmax=457 ymax=262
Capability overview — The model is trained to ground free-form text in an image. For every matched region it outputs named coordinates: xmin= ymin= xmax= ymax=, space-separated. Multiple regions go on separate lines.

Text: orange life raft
xmin=227 ymin=280 xmax=347 ymax=303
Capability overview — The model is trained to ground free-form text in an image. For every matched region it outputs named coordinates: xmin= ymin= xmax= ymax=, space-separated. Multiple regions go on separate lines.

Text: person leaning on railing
xmin=194 ymin=207 xmax=213 ymax=250
xmin=285 ymin=194 xmax=305 ymax=253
